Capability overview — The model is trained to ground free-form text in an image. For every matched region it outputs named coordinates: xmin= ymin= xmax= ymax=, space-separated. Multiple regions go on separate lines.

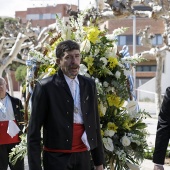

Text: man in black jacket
xmin=0 ymin=77 xmax=24 ymax=170
xmin=27 ymin=40 xmax=105 ymax=170
xmin=153 ymin=87 xmax=170 ymax=170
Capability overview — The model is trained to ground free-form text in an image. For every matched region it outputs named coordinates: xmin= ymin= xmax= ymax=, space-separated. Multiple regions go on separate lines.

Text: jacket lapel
xmin=78 ymin=75 xmax=88 ymax=111
xmin=54 ymin=69 xmax=72 ymax=97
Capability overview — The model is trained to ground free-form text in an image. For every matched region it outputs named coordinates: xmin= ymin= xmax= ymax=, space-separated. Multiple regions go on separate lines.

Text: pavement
xmin=7 ymin=92 xmax=170 ymax=169
xmin=139 ymin=102 xmax=170 ymax=170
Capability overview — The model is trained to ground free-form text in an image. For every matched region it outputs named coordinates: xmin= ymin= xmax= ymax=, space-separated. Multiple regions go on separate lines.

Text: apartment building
xmin=15 ymin=4 xmax=77 ymax=28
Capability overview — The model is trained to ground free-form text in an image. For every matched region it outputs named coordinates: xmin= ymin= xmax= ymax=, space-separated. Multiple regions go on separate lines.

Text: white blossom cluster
xmin=115 ymin=149 xmax=127 ymax=162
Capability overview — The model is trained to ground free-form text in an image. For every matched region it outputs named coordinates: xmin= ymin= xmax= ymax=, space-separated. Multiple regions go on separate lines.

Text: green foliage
xmin=0 ymin=17 xmax=17 ymax=36
xmin=9 ymin=134 xmax=27 ymax=165
xmin=15 ymin=65 xmax=27 ymax=84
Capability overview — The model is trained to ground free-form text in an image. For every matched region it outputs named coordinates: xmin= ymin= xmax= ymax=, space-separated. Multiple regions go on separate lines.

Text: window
xmin=51 ymin=14 xmax=56 ymax=19
xmin=136 ymin=65 xmax=157 ymax=72
xmin=152 ymin=34 xmax=162 ymax=45
xmin=26 ymin=14 xmax=39 ymax=20
xmin=117 ymin=35 xmax=141 ymax=46
xmin=136 ymin=36 xmax=141 ymax=45
xmin=118 ymin=35 xmax=126 ymax=45
xmin=39 ymin=14 xmax=43 ymax=20
xmin=26 ymin=13 xmax=61 ymax=20
xmin=43 ymin=14 xmax=51 ymax=19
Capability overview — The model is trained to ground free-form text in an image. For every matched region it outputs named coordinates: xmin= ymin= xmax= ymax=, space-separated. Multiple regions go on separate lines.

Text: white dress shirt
xmin=64 ymin=75 xmax=83 ymax=124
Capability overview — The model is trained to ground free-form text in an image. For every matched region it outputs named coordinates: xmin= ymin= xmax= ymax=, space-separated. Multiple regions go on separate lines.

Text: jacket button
xmin=67 ymin=100 xmax=69 ymax=102
xmin=86 ymin=113 xmax=88 ymax=114
xmin=67 ymin=126 xmax=70 ymax=128
xmin=66 ymin=139 xmax=69 ymax=142
xmin=91 ymin=138 xmax=94 ymax=141
xmin=67 ymin=112 xmax=69 ymax=114
xmin=89 ymin=126 xmax=90 ymax=128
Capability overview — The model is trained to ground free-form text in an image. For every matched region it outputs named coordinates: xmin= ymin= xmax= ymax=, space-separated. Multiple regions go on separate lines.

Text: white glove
xmin=7 ymin=120 xmax=20 ymax=138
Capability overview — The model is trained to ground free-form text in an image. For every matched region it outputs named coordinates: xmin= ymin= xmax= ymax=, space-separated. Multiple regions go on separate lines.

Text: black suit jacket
xmin=153 ymin=87 xmax=170 ymax=164
xmin=7 ymin=93 xmax=24 ymax=135
xmin=27 ymin=69 xmax=105 ymax=170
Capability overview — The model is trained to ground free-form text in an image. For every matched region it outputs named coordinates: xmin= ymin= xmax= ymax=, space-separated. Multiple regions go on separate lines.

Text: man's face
xmin=57 ymin=50 xmax=81 ymax=79
xmin=0 ymin=79 xmax=7 ymax=98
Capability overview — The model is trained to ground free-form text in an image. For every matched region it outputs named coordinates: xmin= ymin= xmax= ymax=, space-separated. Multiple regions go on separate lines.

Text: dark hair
xmin=55 ymin=40 xmax=80 ymax=58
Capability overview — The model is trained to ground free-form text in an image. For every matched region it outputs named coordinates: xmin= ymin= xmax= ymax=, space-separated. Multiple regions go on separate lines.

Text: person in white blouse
xmin=27 ymin=40 xmax=105 ymax=170
xmin=0 ymin=77 xmax=24 ymax=170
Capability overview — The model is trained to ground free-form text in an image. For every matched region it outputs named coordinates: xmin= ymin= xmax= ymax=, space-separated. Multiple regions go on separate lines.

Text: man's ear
xmin=56 ymin=58 xmax=60 ymax=65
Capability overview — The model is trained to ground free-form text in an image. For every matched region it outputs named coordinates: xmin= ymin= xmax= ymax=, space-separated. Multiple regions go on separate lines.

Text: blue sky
xmin=0 ymin=0 xmax=93 ymax=17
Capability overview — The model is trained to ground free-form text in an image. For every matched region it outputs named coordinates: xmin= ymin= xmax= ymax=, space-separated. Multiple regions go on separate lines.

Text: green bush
xmin=15 ymin=65 xmax=27 ymax=85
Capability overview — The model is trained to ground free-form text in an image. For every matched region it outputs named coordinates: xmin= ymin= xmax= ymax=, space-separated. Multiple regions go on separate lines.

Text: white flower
xmin=103 ymin=81 xmax=109 ymax=87
xmin=61 ymin=26 xmax=72 ymax=40
xmin=80 ymin=39 xmax=91 ymax=53
xmin=112 ymin=27 xmax=127 ymax=36
xmin=123 ymin=69 xmax=132 ymax=76
xmin=99 ymin=102 xmax=107 ymax=116
xmin=105 ymin=34 xmax=115 ymax=40
xmin=104 ymin=130 xmax=115 ymax=137
xmin=100 ymin=57 xmax=108 ymax=66
xmin=106 ymin=86 xmax=115 ymax=93
xmin=103 ymin=137 xmax=114 ymax=151
xmin=79 ymin=64 xmax=88 ymax=75
xmin=121 ymin=135 xmax=131 ymax=146
xmin=115 ymin=149 xmax=126 ymax=161
xmin=126 ymin=101 xmax=138 ymax=113
xmin=115 ymin=71 xmax=121 ymax=79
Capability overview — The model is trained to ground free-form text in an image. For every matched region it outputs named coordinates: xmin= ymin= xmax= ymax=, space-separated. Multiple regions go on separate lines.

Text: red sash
xmin=44 ymin=123 xmax=87 ymax=153
xmin=0 ymin=120 xmax=20 ymax=145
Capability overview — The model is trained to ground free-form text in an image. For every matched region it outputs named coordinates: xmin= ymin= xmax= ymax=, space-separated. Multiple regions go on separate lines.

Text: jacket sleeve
xmin=90 ymin=82 xmax=105 ymax=166
xmin=153 ymin=87 xmax=170 ymax=165
xmin=10 ymin=94 xmax=24 ymax=132
xmin=17 ymin=98 xmax=24 ymax=133
xmin=27 ymin=82 xmax=48 ymax=170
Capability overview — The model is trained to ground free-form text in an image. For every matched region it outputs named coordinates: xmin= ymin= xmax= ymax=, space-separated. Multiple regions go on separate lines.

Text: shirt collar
xmin=64 ymin=75 xmax=79 ymax=85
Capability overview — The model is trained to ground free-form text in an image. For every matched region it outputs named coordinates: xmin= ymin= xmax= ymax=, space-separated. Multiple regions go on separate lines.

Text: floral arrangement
xmin=10 ymin=13 xmax=150 ymax=169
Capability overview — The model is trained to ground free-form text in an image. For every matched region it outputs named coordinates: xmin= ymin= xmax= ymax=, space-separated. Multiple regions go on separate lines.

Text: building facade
xmin=15 ymin=4 xmax=77 ymax=28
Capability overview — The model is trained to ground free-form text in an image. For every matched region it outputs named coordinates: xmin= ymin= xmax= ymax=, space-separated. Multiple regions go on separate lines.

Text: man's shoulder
xmin=78 ymin=75 xmax=94 ymax=83
xmin=38 ymin=74 xmax=56 ymax=86
xmin=7 ymin=93 xmax=21 ymax=102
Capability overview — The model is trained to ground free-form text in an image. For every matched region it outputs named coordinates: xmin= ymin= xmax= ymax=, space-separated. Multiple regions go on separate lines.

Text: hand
xmin=95 ymin=164 xmax=104 ymax=170
xmin=153 ymin=164 xmax=164 ymax=170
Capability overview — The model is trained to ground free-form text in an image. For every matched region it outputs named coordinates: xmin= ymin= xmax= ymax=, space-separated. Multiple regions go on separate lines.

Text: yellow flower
xmin=124 ymin=119 xmax=135 ymax=130
xmin=101 ymin=130 xmax=104 ymax=137
xmin=89 ymin=66 xmax=95 ymax=75
xmin=83 ymin=56 xmax=94 ymax=66
xmin=123 ymin=120 xmax=131 ymax=130
xmin=107 ymin=94 xmax=124 ymax=108
xmin=45 ymin=67 xmax=56 ymax=76
xmin=84 ymin=26 xmax=100 ymax=44
xmin=107 ymin=122 xmax=118 ymax=132
xmin=83 ymin=56 xmax=94 ymax=74
xmin=108 ymin=57 xmax=118 ymax=69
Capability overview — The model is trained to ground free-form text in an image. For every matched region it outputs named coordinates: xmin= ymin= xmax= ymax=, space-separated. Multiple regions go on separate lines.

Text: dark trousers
xmin=43 ymin=151 xmax=91 ymax=170
xmin=0 ymin=143 xmax=24 ymax=170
